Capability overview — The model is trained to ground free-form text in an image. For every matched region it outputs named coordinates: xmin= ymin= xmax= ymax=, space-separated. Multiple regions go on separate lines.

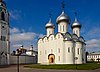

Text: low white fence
xmin=10 ymin=55 xmax=37 ymax=64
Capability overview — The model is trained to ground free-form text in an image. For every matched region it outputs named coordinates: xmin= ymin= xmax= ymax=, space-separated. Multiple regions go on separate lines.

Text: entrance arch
xmin=48 ymin=54 xmax=55 ymax=63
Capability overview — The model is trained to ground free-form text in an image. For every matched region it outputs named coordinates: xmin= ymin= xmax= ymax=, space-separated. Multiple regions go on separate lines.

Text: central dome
xmin=56 ymin=11 xmax=70 ymax=24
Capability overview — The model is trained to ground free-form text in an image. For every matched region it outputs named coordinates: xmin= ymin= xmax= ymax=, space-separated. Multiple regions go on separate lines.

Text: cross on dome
xmin=62 ymin=0 xmax=65 ymax=12
xmin=0 ymin=0 xmax=3 ymax=2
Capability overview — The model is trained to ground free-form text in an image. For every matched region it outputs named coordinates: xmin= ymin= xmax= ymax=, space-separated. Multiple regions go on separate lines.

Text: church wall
xmin=75 ymin=41 xmax=83 ymax=64
xmin=37 ymin=39 xmax=43 ymax=63
xmin=64 ymin=40 xmax=74 ymax=64
xmin=42 ymin=39 xmax=49 ymax=64
xmin=55 ymin=38 xmax=64 ymax=64
xmin=82 ymin=43 xmax=86 ymax=63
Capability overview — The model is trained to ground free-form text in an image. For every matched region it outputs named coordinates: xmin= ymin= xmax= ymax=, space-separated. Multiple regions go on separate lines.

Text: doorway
xmin=48 ymin=54 xmax=55 ymax=63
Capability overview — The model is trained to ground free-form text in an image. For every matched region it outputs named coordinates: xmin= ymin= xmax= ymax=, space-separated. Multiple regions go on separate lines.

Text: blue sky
xmin=4 ymin=0 xmax=100 ymax=52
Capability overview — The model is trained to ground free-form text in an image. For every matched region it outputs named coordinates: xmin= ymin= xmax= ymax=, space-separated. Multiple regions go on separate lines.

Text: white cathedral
xmin=0 ymin=0 xmax=10 ymax=65
xmin=38 ymin=3 xmax=86 ymax=64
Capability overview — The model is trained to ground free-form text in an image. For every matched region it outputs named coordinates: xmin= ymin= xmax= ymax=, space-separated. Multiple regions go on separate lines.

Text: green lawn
xmin=24 ymin=63 xmax=100 ymax=70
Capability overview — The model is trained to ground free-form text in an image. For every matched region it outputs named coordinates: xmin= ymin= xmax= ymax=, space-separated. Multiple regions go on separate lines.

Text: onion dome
xmin=0 ymin=0 xmax=6 ymax=7
xmin=56 ymin=11 xmax=70 ymax=24
xmin=45 ymin=19 xmax=55 ymax=29
xmin=72 ymin=12 xmax=81 ymax=29
xmin=71 ymin=18 xmax=81 ymax=29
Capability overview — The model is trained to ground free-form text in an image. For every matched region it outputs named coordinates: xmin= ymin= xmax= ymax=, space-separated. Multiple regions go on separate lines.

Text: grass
xmin=24 ymin=63 xmax=100 ymax=70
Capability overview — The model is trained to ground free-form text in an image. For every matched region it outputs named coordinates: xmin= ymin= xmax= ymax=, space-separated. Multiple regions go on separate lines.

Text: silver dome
xmin=56 ymin=11 xmax=70 ymax=24
xmin=72 ymin=18 xmax=81 ymax=29
xmin=45 ymin=19 xmax=55 ymax=29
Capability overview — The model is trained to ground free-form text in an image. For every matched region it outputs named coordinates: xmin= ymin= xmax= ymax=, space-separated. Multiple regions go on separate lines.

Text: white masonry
xmin=38 ymin=3 xmax=86 ymax=64
xmin=0 ymin=0 xmax=10 ymax=65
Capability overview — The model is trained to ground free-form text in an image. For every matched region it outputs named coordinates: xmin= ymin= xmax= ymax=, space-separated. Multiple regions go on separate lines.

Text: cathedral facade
xmin=0 ymin=0 xmax=10 ymax=65
xmin=38 ymin=4 xmax=86 ymax=64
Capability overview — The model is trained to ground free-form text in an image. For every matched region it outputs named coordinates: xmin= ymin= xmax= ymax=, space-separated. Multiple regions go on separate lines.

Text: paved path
xmin=0 ymin=65 xmax=100 ymax=72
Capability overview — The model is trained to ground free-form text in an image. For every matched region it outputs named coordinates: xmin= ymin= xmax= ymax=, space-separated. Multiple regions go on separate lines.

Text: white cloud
xmin=10 ymin=27 xmax=43 ymax=52
xmin=10 ymin=27 xmax=20 ymax=34
xmin=10 ymin=32 xmax=37 ymax=42
xmin=86 ymin=39 xmax=100 ymax=49
xmin=12 ymin=44 xmax=22 ymax=48
xmin=9 ymin=10 xmax=22 ymax=20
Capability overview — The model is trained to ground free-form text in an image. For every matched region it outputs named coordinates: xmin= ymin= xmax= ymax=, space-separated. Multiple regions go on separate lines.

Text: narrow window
xmin=58 ymin=35 xmax=60 ymax=38
xmin=45 ymin=50 xmax=47 ymax=54
xmin=1 ymin=36 xmax=6 ymax=41
xmin=1 ymin=12 xmax=5 ymax=21
xmin=51 ymin=37 xmax=53 ymax=40
xmin=76 ymin=30 xmax=78 ymax=34
xmin=40 ymin=51 xmax=41 ymax=55
xmin=45 ymin=39 xmax=46 ymax=42
xmin=60 ymin=25 xmax=61 ymax=31
xmin=68 ymin=47 xmax=70 ymax=53
xmin=58 ymin=56 xmax=60 ymax=61
xmin=49 ymin=31 xmax=51 ymax=34
xmin=78 ymin=48 xmax=79 ymax=55
xmin=58 ymin=48 xmax=60 ymax=53
xmin=51 ymin=49 xmax=53 ymax=53
xmin=63 ymin=25 xmax=64 ymax=31
xmin=74 ymin=31 xmax=75 ymax=34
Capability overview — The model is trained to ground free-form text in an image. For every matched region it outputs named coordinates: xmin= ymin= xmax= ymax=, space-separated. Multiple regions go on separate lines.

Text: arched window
xmin=58 ymin=35 xmax=60 ymax=38
xmin=40 ymin=51 xmax=41 ymax=55
xmin=58 ymin=56 xmax=60 ymax=61
xmin=68 ymin=47 xmax=70 ymax=53
xmin=1 ymin=12 xmax=5 ymax=21
xmin=51 ymin=37 xmax=53 ymax=40
xmin=78 ymin=48 xmax=79 ymax=55
xmin=76 ymin=30 xmax=78 ymax=34
xmin=45 ymin=50 xmax=47 ymax=54
xmin=49 ymin=31 xmax=50 ymax=34
xmin=58 ymin=48 xmax=60 ymax=53
xmin=60 ymin=25 xmax=61 ymax=31
xmin=63 ymin=25 xmax=64 ymax=31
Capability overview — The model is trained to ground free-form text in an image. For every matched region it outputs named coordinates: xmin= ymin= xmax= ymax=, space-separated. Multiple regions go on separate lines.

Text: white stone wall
xmin=75 ymin=41 xmax=83 ymax=64
xmin=10 ymin=55 xmax=37 ymax=64
xmin=82 ymin=43 xmax=86 ymax=63
xmin=64 ymin=41 xmax=74 ymax=64
xmin=0 ymin=22 xmax=10 ymax=65
xmin=38 ymin=33 xmax=65 ymax=64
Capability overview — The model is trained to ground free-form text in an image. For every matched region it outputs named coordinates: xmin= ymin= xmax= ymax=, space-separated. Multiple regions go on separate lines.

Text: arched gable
xmin=72 ymin=34 xmax=79 ymax=41
xmin=64 ymin=32 xmax=72 ymax=41
xmin=48 ymin=34 xmax=55 ymax=41
xmin=38 ymin=38 xmax=43 ymax=44
xmin=79 ymin=36 xmax=85 ymax=42
xmin=42 ymin=36 xmax=48 ymax=42
xmin=55 ymin=33 xmax=64 ymax=39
